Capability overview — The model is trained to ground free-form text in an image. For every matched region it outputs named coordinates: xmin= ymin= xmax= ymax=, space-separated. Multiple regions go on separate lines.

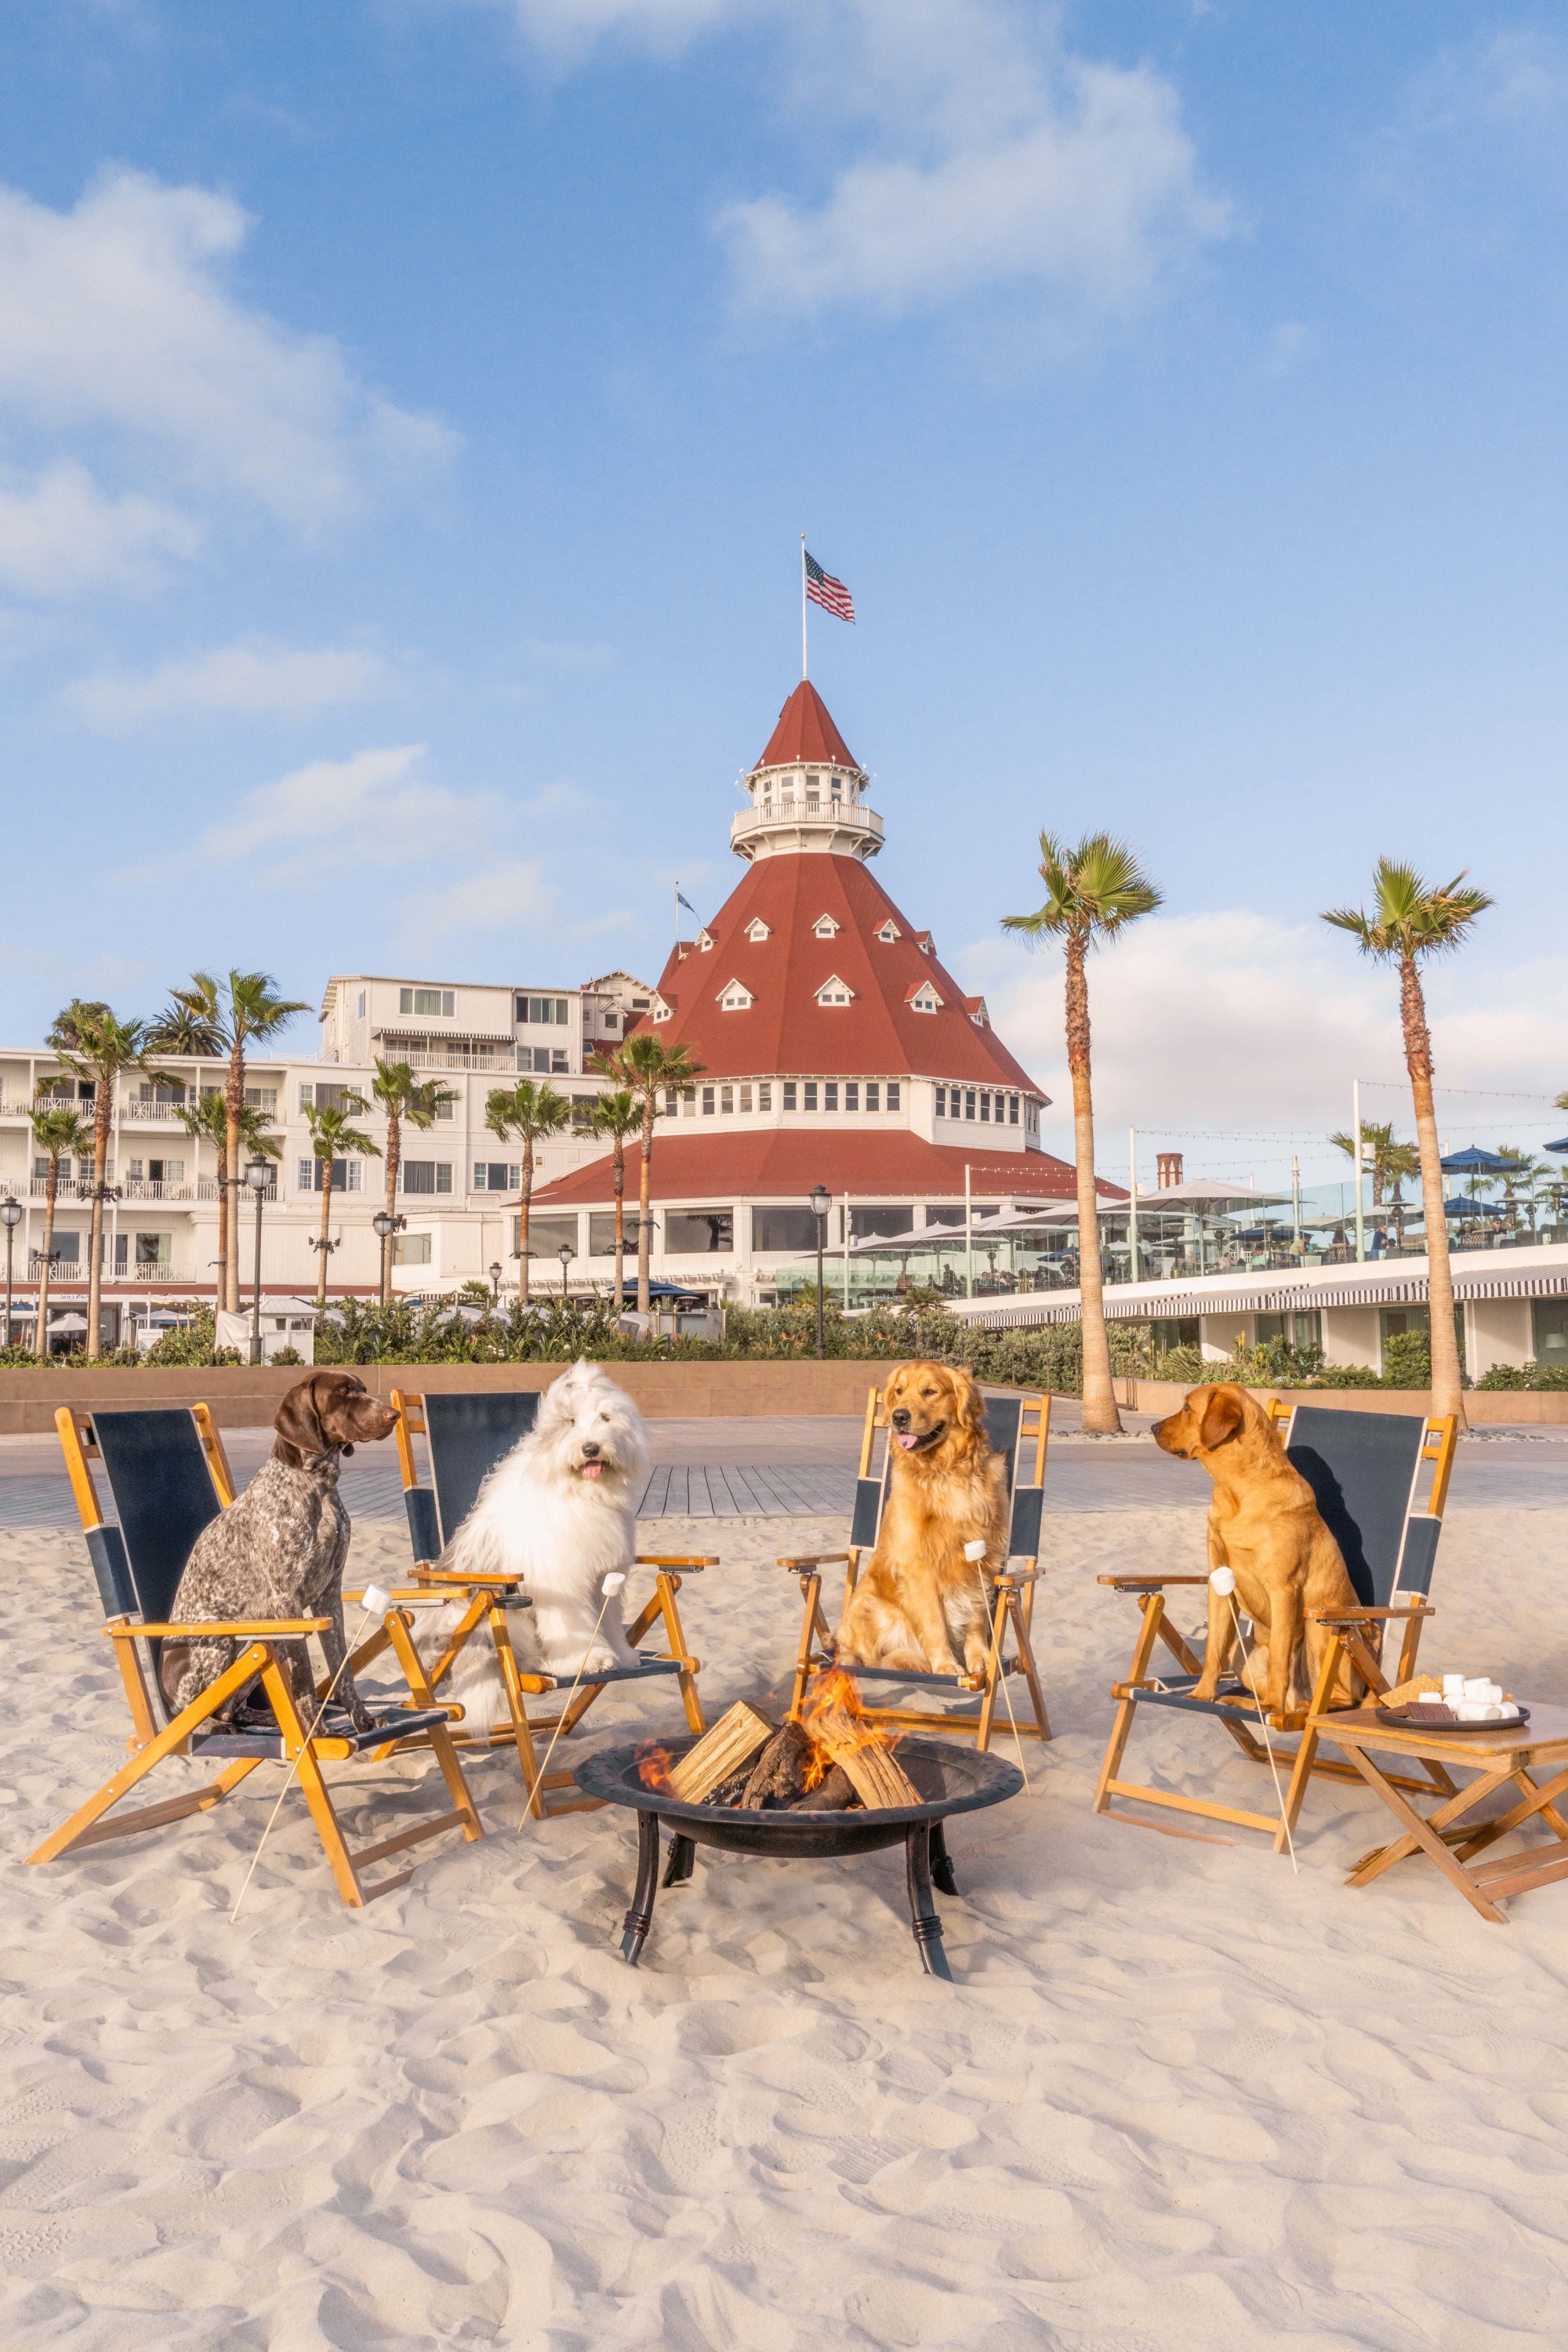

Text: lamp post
xmin=488 ymin=1259 xmax=503 ymax=1305
xmin=244 ymin=1156 xmax=272 ymax=1367
xmin=557 ymin=1241 xmax=574 ymax=1302
xmin=372 ymin=1208 xmax=404 ymax=1305
xmin=809 ymin=1184 xmax=831 ymax=1360
xmin=1 ymin=1196 xmax=20 ymax=1351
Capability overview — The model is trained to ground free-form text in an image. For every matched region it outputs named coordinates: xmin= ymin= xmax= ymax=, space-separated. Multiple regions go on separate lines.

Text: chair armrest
xmin=1307 ymin=1602 xmax=1433 ymax=1624
xmin=635 ymin=1555 xmax=717 ymax=1571
xmin=996 ymin=1568 xmax=1043 ymax=1587
xmin=409 ymin=1568 xmax=524 ymax=1590
xmin=779 ymin=1553 xmax=850 ymax=1570
xmin=106 ymin=1617 xmax=332 ymax=1639
xmin=1097 ymin=1575 xmax=1210 ymax=1590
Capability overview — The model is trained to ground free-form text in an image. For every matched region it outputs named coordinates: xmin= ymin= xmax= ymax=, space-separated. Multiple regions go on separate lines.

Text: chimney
xmin=1156 ymin=1152 xmax=1184 ymax=1190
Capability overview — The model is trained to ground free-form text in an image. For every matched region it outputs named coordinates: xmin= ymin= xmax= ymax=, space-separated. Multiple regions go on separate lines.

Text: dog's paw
xmin=345 ymin=1701 xmax=378 ymax=1733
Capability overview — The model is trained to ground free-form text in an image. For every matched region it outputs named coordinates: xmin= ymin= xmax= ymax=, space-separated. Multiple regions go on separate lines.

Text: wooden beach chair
xmin=1093 ymin=1402 xmax=1457 ymax=1850
xmin=30 ymin=1405 xmax=483 ymax=1907
xmin=383 ymin=1388 xmax=710 ymax=1818
xmin=781 ymin=1387 xmax=1051 ymax=1751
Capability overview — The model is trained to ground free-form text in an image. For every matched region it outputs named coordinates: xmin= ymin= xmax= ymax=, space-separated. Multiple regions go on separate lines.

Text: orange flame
xmin=794 ymin=1664 xmax=899 ymax=1790
xmin=635 ymin=1740 xmax=676 ymax=1792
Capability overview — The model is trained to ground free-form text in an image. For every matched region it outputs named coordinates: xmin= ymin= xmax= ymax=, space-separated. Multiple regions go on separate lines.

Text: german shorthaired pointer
xmin=159 ymin=1370 xmax=397 ymax=1731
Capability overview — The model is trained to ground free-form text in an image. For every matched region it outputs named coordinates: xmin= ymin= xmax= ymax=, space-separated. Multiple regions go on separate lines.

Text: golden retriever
xmin=833 ymin=1361 xmax=1008 ymax=1676
xmin=1153 ymin=1382 xmax=1363 ymax=1713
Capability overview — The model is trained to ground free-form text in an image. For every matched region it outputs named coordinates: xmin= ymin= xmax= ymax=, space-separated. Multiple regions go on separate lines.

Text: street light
xmin=557 ymin=1240 xmax=575 ymax=1302
xmin=372 ymin=1207 xmax=405 ymax=1305
xmin=488 ymin=1260 xmax=503 ymax=1305
xmin=809 ymin=1185 xmax=832 ymax=1360
xmin=244 ymin=1156 xmax=272 ymax=1367
xmin=1 ymin=1196 xmax=20 ymax=1352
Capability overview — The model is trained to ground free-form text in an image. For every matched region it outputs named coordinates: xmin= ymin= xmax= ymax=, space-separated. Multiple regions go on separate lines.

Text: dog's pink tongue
xmin=897 ymin=1433 xmax=920 ymax=1450
xmin=580 ymin=1461 xmax=604 ymax=1479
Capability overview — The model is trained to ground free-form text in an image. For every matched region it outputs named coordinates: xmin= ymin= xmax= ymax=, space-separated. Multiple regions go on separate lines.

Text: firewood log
xmin=738 ymin=1720 xmax=814 ymax=1808
xmin=665 ymin=1700 xmax=775 ymax=1805
xmin=789 ymin=1762 xmax=859 ymax=1811
xmin=808 ymin=1708 xmax=920 ymax=1809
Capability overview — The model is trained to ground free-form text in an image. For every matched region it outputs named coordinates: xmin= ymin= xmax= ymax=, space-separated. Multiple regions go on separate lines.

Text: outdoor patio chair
xmin=384 ymin=1387 xmax=710 ymax=1818
xmin=781 ymin=1385 xmax=1051 ymax=1751
xmin=31 ymin=1404 xmax=483 ymax=1907
xmin=1093 ymin=1402 xmax=1458 ymax=1850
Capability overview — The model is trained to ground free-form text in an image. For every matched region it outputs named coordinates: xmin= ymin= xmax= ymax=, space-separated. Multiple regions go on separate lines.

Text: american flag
xmin=804 ymin=550 xmax=855 ymax=623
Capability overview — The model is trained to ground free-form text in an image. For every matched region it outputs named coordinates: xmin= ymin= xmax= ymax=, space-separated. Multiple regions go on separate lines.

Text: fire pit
xmin=575 ymin=1731 xmax=1024 ymax=1980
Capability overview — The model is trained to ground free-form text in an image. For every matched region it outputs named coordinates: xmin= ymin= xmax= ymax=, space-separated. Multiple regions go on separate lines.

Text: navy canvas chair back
xmin=850 ymin=1389 xmax=1042 ymax=1563
xmin=422 ymin=1390 xmax=541 ymax=1552
xmin=1283 ymin=1406 xmax=1435 ymax=1606
xmin=87 ymin=1409 xmax=224 ymax=1700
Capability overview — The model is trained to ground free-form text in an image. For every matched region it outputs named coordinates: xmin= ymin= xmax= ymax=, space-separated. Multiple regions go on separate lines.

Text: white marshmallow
xmin=963 ymin=1540 xmax=989 ymax=1563
xmin=601 ymin=1572 xmax=626 ymax=1595
xmin=1209 ymin=1566 xmax=1236 ymax=1595
xmin=1443 ymin=1674 xmax=1465 ymax=1700
xmin=360 ymin=1584 xmax=394 ymax=1619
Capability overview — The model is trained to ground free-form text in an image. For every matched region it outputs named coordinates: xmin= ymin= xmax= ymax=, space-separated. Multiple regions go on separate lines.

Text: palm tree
xmin=587 ymin=1087 xmax=641 ymax=1310
xmin=1323 ymin=860 xmax=1492 ymax=1423
xmin=147 ymin=985 xmax=227 ymax=1058
xmin=597 ymin=1035 xmax=706 ymax=1316
xmin=27 ymin=1100 xmax=92 ymax=1360
xmin=49 ymin=1003 xmax=154 ymax=1359
xmin=160 ymin=973 xmax=307 ymax=1311
xmin=371 ymin=1060 xmax=456 ymax=1303
xmin=1003 ymin=833 xmax=1161 ymax=1435
xmin=1328 ymin=1121 xmax=1421 ymax=1244
xmin=1491 ymin=1145 xmax=1538 ymax=1236
xmin=176 ymin=1093 xmax=283 ymax=1281
xmin=485 ymin=1078 xmax=571 ymax=1303
xmin=303 ymin=1099 xmax=378 ymax=1306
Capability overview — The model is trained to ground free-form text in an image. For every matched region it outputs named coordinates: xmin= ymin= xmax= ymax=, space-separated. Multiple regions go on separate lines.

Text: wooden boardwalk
xmin=633 ymin=1464 xmax=854 ymax=1518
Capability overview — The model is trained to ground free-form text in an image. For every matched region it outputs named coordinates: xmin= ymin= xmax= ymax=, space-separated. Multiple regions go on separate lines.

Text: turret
xmin=729 ymin=681 xmax=884 ymax=864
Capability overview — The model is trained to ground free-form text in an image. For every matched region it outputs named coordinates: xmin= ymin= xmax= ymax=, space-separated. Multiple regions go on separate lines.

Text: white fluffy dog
xmin=413 ymin=1360 xmax=651 ymax=1733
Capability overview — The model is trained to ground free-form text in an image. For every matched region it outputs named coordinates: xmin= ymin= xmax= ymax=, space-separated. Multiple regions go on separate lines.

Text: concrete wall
xmin=1320 ymin=1305 xmax=1381 ymax=1371
xmin=0 ymin=1359 xmax=906 ymax=1436
xmin=1465 ymin=1298 xmax=1533 ymax=1377
xmin=1199 ymin=1312 xmax=1254 ymax=1363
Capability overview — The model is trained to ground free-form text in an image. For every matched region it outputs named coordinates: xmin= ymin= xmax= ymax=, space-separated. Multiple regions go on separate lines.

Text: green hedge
xmin=1475 ymin=1359 xmax=1568 ymax=1391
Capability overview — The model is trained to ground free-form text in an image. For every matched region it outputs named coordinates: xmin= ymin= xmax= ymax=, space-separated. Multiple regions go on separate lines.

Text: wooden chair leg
xmin=258 ymin=1658 xmax=369 ymax=1908
xmin=654 ymin=1575 xmax=706 ymax=1737
xmin=791 ymin=1573 xmax=822 ymax=1716
xmin=1094 ymin=1596 xmax=1163 ymax=1816
xmin=975 ymin=1584 xmax=1011 ymax=1751
xmin=1008 ymin=1591 xmax=1051 ymax=1743
xmin=488 ymin=1602 xmax=547 ymax=1820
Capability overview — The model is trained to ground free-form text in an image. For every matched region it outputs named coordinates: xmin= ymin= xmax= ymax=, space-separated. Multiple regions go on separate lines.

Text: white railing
xmin=401 ymin=1047 xmax=519 ymax=1073
xmin=27 ymin=1261 xmax=195 ymax=1286
xmin=120 ymin=1180 xmax=194 ymax=1201
xmin=197 ymin=1178 xmax=277 ymax=1201
xmin=118 ymin=1098 xmax=193 ymax=1123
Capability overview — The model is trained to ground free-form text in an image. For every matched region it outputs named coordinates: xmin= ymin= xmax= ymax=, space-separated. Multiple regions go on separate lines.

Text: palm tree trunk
xmin=637 ymin=1101 xmax=654 ymax=1316
xmin=1065 ymin=934 xmax=1120 ymax=1435
xmin=224 ymin=1043 xmax=244 ymax=1313
xmin=613 ymin=1140 xmax=626 ymax=1312
xmin=1402 ymin=953 xmax=1465 ymax=1425
xmin=316 ymin=1163 xmax=332 ymax=1308
xmin=34 ymin=1164 xmax=56 ymax=1360
xmin=86 ymin=1092 xmax=110 ymax=1359
xmin=214 ymin=1136 xmax=229 ymax=1298
xmin=382 ymin=1115 xmax=401 ymax=1305
xmin=519 ymin=1139 xmax=533 ymax=1305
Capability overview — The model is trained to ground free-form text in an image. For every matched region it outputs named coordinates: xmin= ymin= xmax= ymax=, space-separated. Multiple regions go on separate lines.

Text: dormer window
xmin=816 ymin=975 xmax=854 ymax=1007
xmin=875 ymin=920 xmax=900 ymax=943
xmin=745 ymin=916 xmax=771 ymax=942
xmin=811 ymin=914 xmax=840 ymax=939
xmin=696 ymin=928 xmax=713 ymax=953
xmin=717 ymin=978 xmax=754 ymax=1011
xmin=907 ymin=981 xmax=942 ymax=1014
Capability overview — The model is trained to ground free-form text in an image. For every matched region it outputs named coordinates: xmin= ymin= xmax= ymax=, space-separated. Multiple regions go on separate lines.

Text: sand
xmin=5 ymin=1501 xmax=1568 ymax=2350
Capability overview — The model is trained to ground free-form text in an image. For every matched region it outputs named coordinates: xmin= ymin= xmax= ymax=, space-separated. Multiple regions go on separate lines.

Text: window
xmin=552 ymin=1049 xmax=568 ymax=1074
xmin=720 ymin=1087 xmax=734 ymax=1114
xmin=745 ymin=918 xmax=771 ymax=942
xmin=718 ymin=979 xmax=754 ymax=1011
xmin=702 ymin=1087 xmax=716 ymax=1116
xmin=601 ymin=1012 xmax=619 ymax=1029
xmin=824 ymin=1082 xmax=838 ymax=1111
xmin=815 ymin=976 xmax=853 ymax=1006
xmin=528 ymin=1047 xmax=555 ymax=1073
xmin=908 ymin=982 xmax=942 ymax=1013
xmin=866 ymin=1082 xmax=880 ymax=1112
xmin=666 ymin=1208 xmax=733 ymax=1254
xmin=300 ymin=1158 xmax=358 ymax=1192
xmin=135 ymin=1231 xmax=171 ymax=1266
xmin=243 ymin=1087 xmax=278 ymax=1113
xmin=851 ymin=1206 xmax=913 ymax=1240
xmin=887 ymin=1083 xmax=900 ymax=1110
xmin=682 ymin=1087 xmax=695 ymax=1112
xmin=589 ymin=1212 xmax=623 ymax=1254
xmin=754 ymin=1207 xmax=819 ymax=1251
xmin=663 ymin=1091 xmax=677 ymax=1116
xmin=758 ymin=1082 xmax=771 ymax=1109
xmin=631 ymin=997 xmax=649 ymax=1010
xmin=571 ymin=1096 xmax=596 ymax=1127
xmin=783 ymin=1082 xmax=797 ymax=1111
xmin=303 ymin=1081 xmax=356 ymax=1112
xmin=401 ymin=1161 xmax=452 ymax=1195
xmin=1008 ymin=1094 xmax=1019 ymax=1127
xmin=517 ymin=995 xmax=569 ymax=1026
xmin=400 ymin=987 xmax=455 ymax=1018
xmin=924 ymin=1206 xmax=964 ymax=1229
xmin=136 ymin=1080 xmax=186 ymax=1107
xmin=935 ymin=1087 xmax=946 ymax=1118
xmin=435 ymin=1094 xmax=454 ymax=1120
xmin=739 ymin=1084 xmax=753 ymax=1112
xmin=696 ymin=930 xmax=713 ymax=952
xmin=812 ymin=914 xmax=840 ymax=938
xmin=472 ymin=1163 xmax=520 ymax=1192
xmin=804 ymin=1082 xmax=818 ymax=1111
xmin=392 ymin=1232 xmax=431 ymax=1265
xmin=521 ymin=1214 xmax=578 ymax=1258
xmin=146 ymin=1158 xmax=183 ymax=1183
xmin=980 ymin=1092 xmax=991 ymax=1122
xmin=42 ymin=1232 xmax=80 ymax=1264
xmin=876 ymin=920 xmax=900 ymax=942
xmin=1534 ymin=1301 xmax=1568 ymax=1360
xmin=358 ymin=991 xmax=366 ymax=1018
xmin=845 ymin=1082 xmax=858 ymax=1111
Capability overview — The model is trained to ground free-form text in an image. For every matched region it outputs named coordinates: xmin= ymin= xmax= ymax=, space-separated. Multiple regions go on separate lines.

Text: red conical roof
xmin=757 ymin=681 xmax=859 ymax=772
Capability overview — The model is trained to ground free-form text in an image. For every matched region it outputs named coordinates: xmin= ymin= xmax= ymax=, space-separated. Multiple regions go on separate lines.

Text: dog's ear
xmin=1199 ymin=1385 xmax=1246 ymax=1452
xmin=950 ymin=1365 xmax=988 ymax=1448
xmin=273 ymin=1373 xmax=328 ymax=1461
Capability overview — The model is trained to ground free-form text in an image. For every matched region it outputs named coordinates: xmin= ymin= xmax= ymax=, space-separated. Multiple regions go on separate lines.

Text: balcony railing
xmin=118 ymin=1098 xmax=194 ymax=1122
xmin=401 ymin=1046 xmax=519 ymax=1073
xmin=197 ymin=1178 xmax=277 ymax=1201
xmin=27 ymin=1261 xmax=194 ymax=1286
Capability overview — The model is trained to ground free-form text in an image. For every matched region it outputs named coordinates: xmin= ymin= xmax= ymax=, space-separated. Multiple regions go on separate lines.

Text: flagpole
xmin=800 ymin=535 xmax=808 ymax=681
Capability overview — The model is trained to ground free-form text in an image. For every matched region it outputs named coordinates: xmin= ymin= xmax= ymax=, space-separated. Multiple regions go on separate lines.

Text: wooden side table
xmin=1323 ymin=1702 xmax=1568 ymax=1922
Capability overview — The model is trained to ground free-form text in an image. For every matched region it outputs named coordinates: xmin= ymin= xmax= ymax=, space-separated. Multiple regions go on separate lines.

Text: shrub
xmin=271 ymin=1345 xmax=305 ymax=1366
xmin=145 ymin=1307 xmax=222 ymax=1367
xmin=1379 ymin=1330 xmax=1432 ymax=1389
xmin=1477 ymin=1359 xmax=1568 ymax=1391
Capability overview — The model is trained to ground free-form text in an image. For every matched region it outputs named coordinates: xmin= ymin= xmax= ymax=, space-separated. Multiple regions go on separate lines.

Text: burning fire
xmin=634 ymin=1740 xmax=676 ymax=1792
xmin=794 ymin=1664 xmax=901 ymax=1791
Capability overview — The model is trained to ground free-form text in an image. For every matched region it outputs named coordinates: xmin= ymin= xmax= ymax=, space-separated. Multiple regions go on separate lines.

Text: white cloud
xmin=0 ymin=459 xmax=198 ymax=596
xmin=0 ymin=168 xmax=456 ymax=575
xmin=199 ymin=743 xmax=500 ymax=882
xmin=972 ymin=911 xmax=1568 ymax=1178
xmin=504 ymin=0 xmax=738 ymax=57
xmin=1404 ymin=30 xmax=1568 ymax=136
xmin=403 ymin=858 xmax=555 ymax=938
xmin=70 ymin=638 xmax=394 ymax=728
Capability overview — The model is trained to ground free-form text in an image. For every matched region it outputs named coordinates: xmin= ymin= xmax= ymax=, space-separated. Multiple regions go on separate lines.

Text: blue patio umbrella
xmin=1545 ymin=1136 xmax=1568 ymax=1154
xmin=1439 ymin=1145 xmax=1523 ymax=1173
xmin=1443 ymin=1196 xmax=1504 ymax=1217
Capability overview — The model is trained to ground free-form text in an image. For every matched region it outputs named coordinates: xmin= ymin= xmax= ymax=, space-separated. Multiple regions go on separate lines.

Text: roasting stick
xmin=964 ymin=1541 xmax=1030 ymax=1791
xmin=1210 ymin=1566 xmax=1298 ymax=1872
xmin=527 ymin=1570 xmax=630 ymax=1803
xmin=231 ymin=1583 xmax=395 ymax=1922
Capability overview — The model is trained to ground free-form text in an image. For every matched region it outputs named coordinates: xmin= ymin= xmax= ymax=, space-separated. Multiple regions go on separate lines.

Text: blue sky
xmin=3 ymin=2 xmax=1566 ymax=1185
